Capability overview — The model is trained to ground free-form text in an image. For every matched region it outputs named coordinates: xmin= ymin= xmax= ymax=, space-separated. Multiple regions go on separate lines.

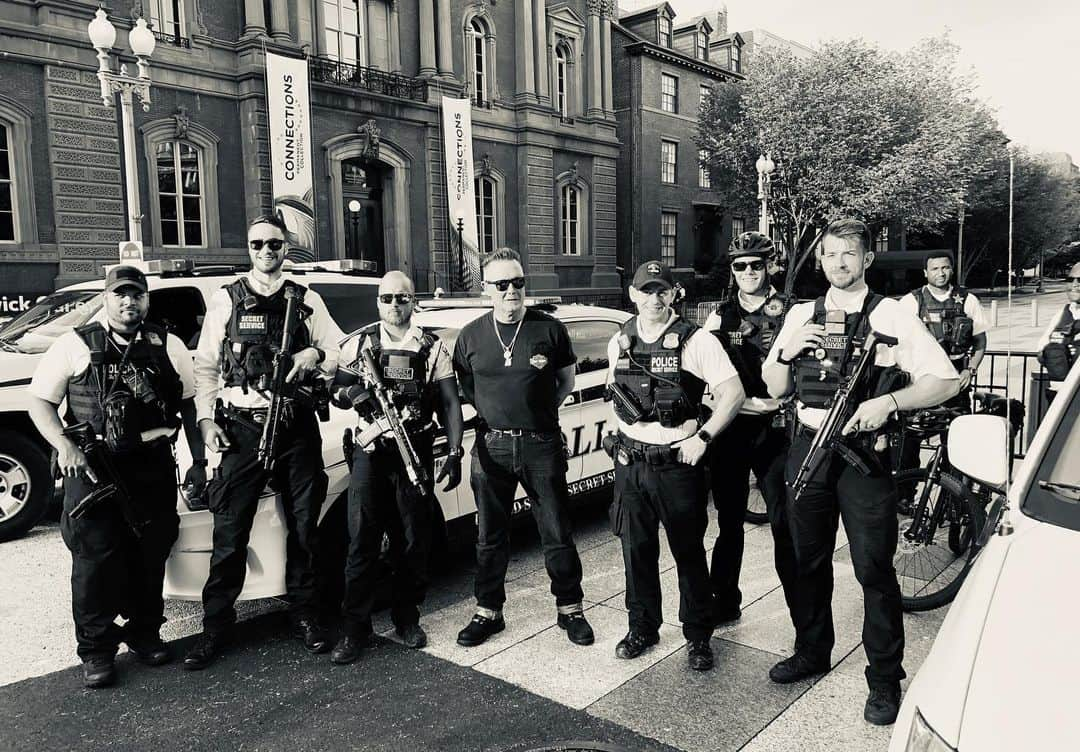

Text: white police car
xmin=0 ymin=259 xmax=380 ymax=543
xmin=163 ymin=296 xmax=631 ymax=600
xmin=889 ymin=358 xmax=1080 ymax=751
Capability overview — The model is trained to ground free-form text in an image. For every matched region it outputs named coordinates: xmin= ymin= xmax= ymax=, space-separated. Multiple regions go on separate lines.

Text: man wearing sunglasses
xmin=326 ymin=271 xmax=464 ymax=664
xmin=184 ymin=213 xmax=343 ymax=670
xmin=452 ymin=248 xmax=594 ymax=648
xmin=605 ymin=260 xmax=745 ymax=671
xmin=703 ymin=232 xmax=799 ymax=636
xmin=761 ymin=218 xmax=959 ymax=725
xmin=1036 ymin=261 xmax=1080 ymax=387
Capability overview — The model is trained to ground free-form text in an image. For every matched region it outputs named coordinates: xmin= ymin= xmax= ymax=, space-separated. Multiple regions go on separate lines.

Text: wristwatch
xmin=312 ymin=347 xmax=326 ymax=364
xmin=192 ymin=458 xmax=208 ymax=467
xmin=446 ymin=446 xmax=463 ymax=459
xmin=776 ymin=350 xmax=795 ymax=366
xmin=697 ymin=429 xmax=713 ymax=444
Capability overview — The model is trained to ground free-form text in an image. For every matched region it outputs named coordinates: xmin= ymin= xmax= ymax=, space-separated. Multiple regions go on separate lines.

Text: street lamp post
xmin=957 ymin=200 xmax=966 ymax=284
xmin=87 ymin=8 xmax=155 ymax=244
xmin=455 ymin=215 xmax=465 ymax=292
xmin=755 ymin=153 xmax=775 ymax=236
xmin=348 ymin=199 xmax=362 ymax=262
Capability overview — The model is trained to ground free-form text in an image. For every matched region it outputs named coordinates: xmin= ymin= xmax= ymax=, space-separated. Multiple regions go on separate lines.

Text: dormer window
xmin=731 ymin=41 xmax=741 ymax=72
xmin=658 ymin=15 xmax=672 ymax=47
xmin=697 ymin=32 xmax=708 ymax=60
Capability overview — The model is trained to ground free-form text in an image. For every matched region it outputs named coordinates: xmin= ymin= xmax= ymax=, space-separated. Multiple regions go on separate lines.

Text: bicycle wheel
xmin=745 ymin=485 xmax=769 ymax=524
xmin=893 ymin=468 xmax=986 ymax=612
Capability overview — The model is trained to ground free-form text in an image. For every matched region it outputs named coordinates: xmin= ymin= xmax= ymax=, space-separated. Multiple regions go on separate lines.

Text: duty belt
xmin=481 ymin=426 xmax=560 ymax=440
xmin=220 ymin=404 xmax=269 ymax=433
xmin=609 ymin=432 xmax=679 ymax=466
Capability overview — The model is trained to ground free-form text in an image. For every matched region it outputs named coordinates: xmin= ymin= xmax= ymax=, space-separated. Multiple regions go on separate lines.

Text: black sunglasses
xmin=378 ymin=293 xmax=413 ymax=304
xmin=731 ymin=260 xmax=766 ymax=272
xmin=485 ymin=276 xmax=526 ymax=292
xmin=1068 ymin=277 xmax=1080 ymax=284
xmin=249 ymin=238 xmax=285 ymax=251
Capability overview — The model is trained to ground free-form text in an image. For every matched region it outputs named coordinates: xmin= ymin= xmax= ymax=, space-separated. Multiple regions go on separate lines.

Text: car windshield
xmin=309 ymin=282 xmax=379 ymax=334
xmin=1023 ymin=383 xmax=1080 ymax=531
xmin=0 ymin=290 xmax=102 ymax=354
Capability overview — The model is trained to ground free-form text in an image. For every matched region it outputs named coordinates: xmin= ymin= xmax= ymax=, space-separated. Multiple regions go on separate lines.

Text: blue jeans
xmin=470 ymin=430 xmax=584 ymax=610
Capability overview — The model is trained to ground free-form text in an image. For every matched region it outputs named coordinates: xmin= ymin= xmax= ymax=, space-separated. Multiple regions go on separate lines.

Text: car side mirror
xmin=947 ymin=414 xmax=1010 ymax=489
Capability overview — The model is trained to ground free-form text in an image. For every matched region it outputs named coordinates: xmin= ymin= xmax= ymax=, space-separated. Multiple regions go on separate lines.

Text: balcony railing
xmin=309 ymin=57 xmax=428 ymax=102
xmin=152 ymin=30 xmax=191 ymax=48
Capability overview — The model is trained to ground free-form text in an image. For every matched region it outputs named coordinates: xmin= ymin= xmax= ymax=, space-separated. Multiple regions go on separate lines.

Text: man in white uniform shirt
xmin=183 ymin=213 xmax=342 ymax=670
xmin=1036 ymin=261 xmax=1080 ymax=388
xmin=761 ymin=218 xmax=959 ymax=725
xmin=604 ymin=261 xmax=744 ymax=671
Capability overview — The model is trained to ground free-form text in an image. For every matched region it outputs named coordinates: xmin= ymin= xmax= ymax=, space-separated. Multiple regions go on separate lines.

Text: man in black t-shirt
xmin=452 ymin=248 xmax=593 ymax=648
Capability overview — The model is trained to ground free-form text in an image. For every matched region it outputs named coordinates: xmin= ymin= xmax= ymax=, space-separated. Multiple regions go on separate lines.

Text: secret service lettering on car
xmin=510 ymin=416 xmax=613 ymax=517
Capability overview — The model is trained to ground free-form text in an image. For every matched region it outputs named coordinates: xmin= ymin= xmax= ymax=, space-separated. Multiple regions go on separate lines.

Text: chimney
xmin=716 ymin=4 xmax=728 ymax=35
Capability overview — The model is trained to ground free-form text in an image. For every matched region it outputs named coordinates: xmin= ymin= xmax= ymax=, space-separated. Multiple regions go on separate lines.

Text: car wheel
xmin=0 ymin=430 xmax=52 ymax=543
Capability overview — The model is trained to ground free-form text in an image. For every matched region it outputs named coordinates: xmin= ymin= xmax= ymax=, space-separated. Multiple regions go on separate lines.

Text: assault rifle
xmin=789 ymin=332 xmax=882 ymax=503
xmin=359 ymin=347 xmax=429 ymax=489
xmin=63 ymin=421 xmax=146 ymax=536
xmin=257 ymin=285 xmax=302 ymax=471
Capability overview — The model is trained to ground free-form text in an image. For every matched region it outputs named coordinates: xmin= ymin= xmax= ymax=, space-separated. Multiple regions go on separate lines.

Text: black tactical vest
xmin=354 ymin=323 xmax=440 ymax=423
xmin=612 ymin=317 xmax=706 ymax=427
xmin=711 ymin=294 xmax=787 ymax=399
xmin=792 ymin=294 xmax=887 ymax=409
xmin=220 ymin=278 xmax=312 ymax=390
xmin=1045 ymin=306 xmax=1080 ymax=375
xmin=917 ymin=287 xmax=974 ymax=359
xmin=66 ymin=322 xmax=183 ymax=438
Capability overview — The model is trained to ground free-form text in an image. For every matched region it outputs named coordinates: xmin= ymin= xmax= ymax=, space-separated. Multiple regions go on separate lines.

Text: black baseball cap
xmin=105 ymin=265 xmax=148 ymax=294
xmin=631 ymin=260 xmax=674 ymax=290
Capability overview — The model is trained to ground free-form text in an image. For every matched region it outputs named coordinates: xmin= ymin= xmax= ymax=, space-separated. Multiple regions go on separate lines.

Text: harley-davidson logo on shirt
xmin=530 ymin=354 xmax=549 ymax=369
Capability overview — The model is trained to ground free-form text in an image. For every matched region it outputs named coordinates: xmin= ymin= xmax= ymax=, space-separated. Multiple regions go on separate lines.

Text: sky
xmin=621 ymin=0 xmax=1080 ymax=162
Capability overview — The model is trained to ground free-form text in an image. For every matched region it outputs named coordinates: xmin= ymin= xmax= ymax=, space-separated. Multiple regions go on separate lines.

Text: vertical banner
xmin=265 ymin=52 xmax=317 ymax=262
xmin=440 ymin=96 xmax=481 ymax=290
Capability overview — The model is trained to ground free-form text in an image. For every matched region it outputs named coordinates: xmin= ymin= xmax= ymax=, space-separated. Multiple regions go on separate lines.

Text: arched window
xmin=0 ymin=96 xmax=38 ymax=246
xmin=555 ymin=44 xmax=569 ymax=118
xmin=561 ymin=184 xmax=581 ymax=256
xmin=474 ymin=175 xmax=498 ymax=254
xmin=469 ymin=18 xmax=489 ymax=106
xmin=141 ymin=117 xmax=221 ymax=250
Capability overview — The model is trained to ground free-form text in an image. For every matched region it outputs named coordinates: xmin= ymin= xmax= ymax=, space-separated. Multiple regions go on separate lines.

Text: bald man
xmin=327 ymin=272 xmax=464 ymax=663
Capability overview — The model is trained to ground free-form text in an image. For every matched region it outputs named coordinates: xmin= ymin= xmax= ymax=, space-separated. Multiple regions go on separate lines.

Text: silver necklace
xmin=492 ymin=312 xmax=525 ymax=367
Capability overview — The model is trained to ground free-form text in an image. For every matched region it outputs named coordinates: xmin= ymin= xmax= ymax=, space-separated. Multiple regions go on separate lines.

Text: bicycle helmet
xmin=728 ymin=231 xmax=775 ymax=260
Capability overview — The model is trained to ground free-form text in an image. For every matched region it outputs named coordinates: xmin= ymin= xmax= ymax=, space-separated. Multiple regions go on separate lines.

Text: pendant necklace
xmin=492 ymin=312 xmax=525 ymax=367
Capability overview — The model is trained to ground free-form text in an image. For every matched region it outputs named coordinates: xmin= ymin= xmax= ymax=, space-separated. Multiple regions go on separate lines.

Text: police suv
xmin=0 ymin=265 xmax=628 ymax=602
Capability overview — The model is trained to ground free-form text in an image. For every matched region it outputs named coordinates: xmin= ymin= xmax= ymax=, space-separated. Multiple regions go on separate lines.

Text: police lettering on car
xmin=27 ymin=265 xmax=206 ymax=688
xmin=761 ymin=218 xmax=960 ymax=726
xmin=452 ymin=247 xmax=595 ymax=649
xmin=604 ymin=260 xmax=744 ymax=671
xmin=703 ymin=232 xmax=800 ymax=633
xmin=184 ymin=213 xmax=342 ymax=670
xmin=327 ymin=271 xmax=464 ymax=664
xmin=1037 ymin=261 xmax=1080 ymax=388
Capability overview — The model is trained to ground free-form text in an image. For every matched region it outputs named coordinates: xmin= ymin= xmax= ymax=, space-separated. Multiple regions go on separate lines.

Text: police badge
xmin=662 ymin=332 xmax=680 ymax=349
xmin=763 ymin=297 xmax=785 ymax=318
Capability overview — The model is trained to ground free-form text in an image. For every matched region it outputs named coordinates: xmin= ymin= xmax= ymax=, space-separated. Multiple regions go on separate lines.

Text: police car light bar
xmin=102 ymin=259 xmax=194 ymax=276
xmin=283 ymin=259 xmax=378 ymax=274
xmin=416 ymin=295 xmax=562 ymax=309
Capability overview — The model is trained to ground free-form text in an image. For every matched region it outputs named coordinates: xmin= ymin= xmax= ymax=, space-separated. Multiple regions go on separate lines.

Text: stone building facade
xmin=0 ymin=0 xmax=622 ymax=298
xmin=610 ymin=2 xmax=742 ymax=277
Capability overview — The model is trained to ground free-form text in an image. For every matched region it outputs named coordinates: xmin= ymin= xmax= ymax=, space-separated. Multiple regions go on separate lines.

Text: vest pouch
xmin=120 ymin=367 xmax=161 ymax=406
xmin=103 ymin=390 xmax=142 ymax=453
xmin=243 ymin=344 xmax=277 ymax=389
xmin=606 ymin=382 xmax=645 ymax=424
xmin=653 ymin=386 xmax=687 ymax=428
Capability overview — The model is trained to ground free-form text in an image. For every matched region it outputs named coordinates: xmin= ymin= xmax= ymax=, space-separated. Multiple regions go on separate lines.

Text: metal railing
xmin=972 ymin=350 xmax=1050 ymax=458
xmin=152 ymin=30 xmax=191 ymax=48
xmin=308 ymin=57 xmax=428 ymax=102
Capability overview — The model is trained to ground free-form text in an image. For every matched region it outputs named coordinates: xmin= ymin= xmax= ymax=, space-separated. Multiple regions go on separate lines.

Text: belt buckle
xmin=252 ymin=412 xmax=266 ymax=424
xmin=617 ymin=448 xmax=631 ymax=466
xmin=508 ymin=428 xmax=523 ymax=437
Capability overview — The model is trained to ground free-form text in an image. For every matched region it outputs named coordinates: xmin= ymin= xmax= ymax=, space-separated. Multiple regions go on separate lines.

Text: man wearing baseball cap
xmin=27 ymin=264 xmax=206 ymax=688
xmin=603 ymin=260 xmax=745 ymax=670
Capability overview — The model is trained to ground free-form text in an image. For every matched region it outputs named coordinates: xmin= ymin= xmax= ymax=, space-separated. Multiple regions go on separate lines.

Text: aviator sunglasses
xmin=378 ymin=293 xmax=414 ymax=304
xmin=249 ymin=238 xmax=285 ymax=251
xmin=485 ymin=276 xmax=527 ymax=292
xmin=731 ymin=260 xmax=766 ymax=272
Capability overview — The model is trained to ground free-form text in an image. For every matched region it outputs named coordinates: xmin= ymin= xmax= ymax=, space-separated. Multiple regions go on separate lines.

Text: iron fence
xmin=972 ymin=350 xmax=1051 ymax=458
xmin=308 ymin=57 xmax=428 ymax=102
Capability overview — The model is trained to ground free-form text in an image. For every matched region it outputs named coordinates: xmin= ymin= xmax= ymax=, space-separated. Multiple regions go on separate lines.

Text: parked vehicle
xmin=889 ymin=359 xmax=1080 ymax=751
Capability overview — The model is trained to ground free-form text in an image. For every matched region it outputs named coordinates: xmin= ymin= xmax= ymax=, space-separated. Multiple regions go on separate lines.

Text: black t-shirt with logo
xmin=453 ymin=308 xmax=576 ymax=432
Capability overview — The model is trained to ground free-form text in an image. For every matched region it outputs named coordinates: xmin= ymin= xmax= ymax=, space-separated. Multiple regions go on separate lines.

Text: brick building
xmin=610 ymin=3 xmax=742 ymax=278
xmin=0 ymin=0 xmax=623 ymax=299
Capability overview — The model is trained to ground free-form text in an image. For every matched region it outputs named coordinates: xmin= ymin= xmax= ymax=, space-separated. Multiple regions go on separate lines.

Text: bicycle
xmin=892 ymin=392 xmax=1020 ymax=612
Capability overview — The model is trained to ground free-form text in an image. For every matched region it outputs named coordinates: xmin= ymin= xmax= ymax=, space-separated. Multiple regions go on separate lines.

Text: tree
xmin=698 ymin=36 xmax=1004 ymax=292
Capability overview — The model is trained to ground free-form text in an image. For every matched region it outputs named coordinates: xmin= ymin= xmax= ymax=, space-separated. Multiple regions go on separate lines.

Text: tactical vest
xmin=354 ymin=323 xmax=440 ymax=424
xmin=220 ymin=278 xmax=312 ymax=390
xmin=792 ymin=294 xmax=887 ymax=409
xmin=917 ymin=287 xmax=974 ymax=359
xmin=612 ymin=317 xmax=706 ymax=427
xmin=711 ymin=294 xmax=787 ymax=399
xmin=1043 ymin=305 xmax=1080 ymax=379
xmin=66 ymin=322 xmax=183 ymax=439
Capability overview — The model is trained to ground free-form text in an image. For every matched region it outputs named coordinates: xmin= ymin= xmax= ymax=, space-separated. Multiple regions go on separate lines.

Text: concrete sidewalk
xmin=1 ymin=496 xmax=948 ymax=751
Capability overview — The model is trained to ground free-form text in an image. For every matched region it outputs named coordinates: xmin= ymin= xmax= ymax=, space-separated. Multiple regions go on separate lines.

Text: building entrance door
xmin=693 ymin=205 xmax=724 ymax=272
xmin=342 ymin=158 xmax=385 ymax=273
